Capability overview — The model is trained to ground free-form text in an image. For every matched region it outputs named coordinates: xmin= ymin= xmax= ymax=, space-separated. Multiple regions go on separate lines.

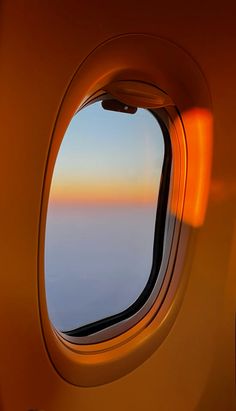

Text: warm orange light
xmin=49 ymin=181 xmax=158 ymax=206
xmin=176 ymin=108 xmax=213 ymax=227
xmin=49 ymin=109 xmax=213 ymax=224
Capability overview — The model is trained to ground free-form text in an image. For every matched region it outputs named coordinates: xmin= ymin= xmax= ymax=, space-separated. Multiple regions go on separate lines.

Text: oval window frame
xmin=38 ymin=34 xmax=212 ymax=387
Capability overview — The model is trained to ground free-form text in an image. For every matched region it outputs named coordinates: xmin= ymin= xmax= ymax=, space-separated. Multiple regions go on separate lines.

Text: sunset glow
xmin=49 ymin=102 xmax=164 ymax=206
xmin=50 ymin=180 xmax=159 ymax=205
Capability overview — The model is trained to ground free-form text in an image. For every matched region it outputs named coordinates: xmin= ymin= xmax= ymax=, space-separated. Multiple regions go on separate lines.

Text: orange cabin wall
xmin=0 ymin=2 xmax=235 ymax=410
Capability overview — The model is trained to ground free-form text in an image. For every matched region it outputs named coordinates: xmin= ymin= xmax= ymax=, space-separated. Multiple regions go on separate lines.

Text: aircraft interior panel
xmin=0 ymin=2 xmax=235 ymax=410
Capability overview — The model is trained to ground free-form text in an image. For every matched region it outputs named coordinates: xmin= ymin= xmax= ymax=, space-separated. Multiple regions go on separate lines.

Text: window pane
xmin=45 ymin=102 xmax=165 ymax=332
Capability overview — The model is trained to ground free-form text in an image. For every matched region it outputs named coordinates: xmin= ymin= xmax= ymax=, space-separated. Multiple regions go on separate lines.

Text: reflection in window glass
xmin=45 ymin=102 xmax=164 ymax=331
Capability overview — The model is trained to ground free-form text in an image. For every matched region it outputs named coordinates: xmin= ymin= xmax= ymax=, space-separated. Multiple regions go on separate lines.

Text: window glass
xmin=45 ymin=101 xmax=165 ymax=332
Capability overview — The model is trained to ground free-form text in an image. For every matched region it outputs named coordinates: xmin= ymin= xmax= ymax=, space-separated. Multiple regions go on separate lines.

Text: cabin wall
xmin=0 ymin=2 xmax=235 ymax=410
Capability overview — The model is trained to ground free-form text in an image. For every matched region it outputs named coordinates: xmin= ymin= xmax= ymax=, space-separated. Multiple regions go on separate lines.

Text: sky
xmin=45 ymin=102 xmax=165 ymax=331
xmin=49 ymin=103 xmax=164 ymax=205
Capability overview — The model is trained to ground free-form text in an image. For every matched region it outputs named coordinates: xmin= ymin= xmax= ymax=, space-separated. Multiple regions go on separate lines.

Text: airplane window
xmin=45 ymin=99 xmax=170 ymax=339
